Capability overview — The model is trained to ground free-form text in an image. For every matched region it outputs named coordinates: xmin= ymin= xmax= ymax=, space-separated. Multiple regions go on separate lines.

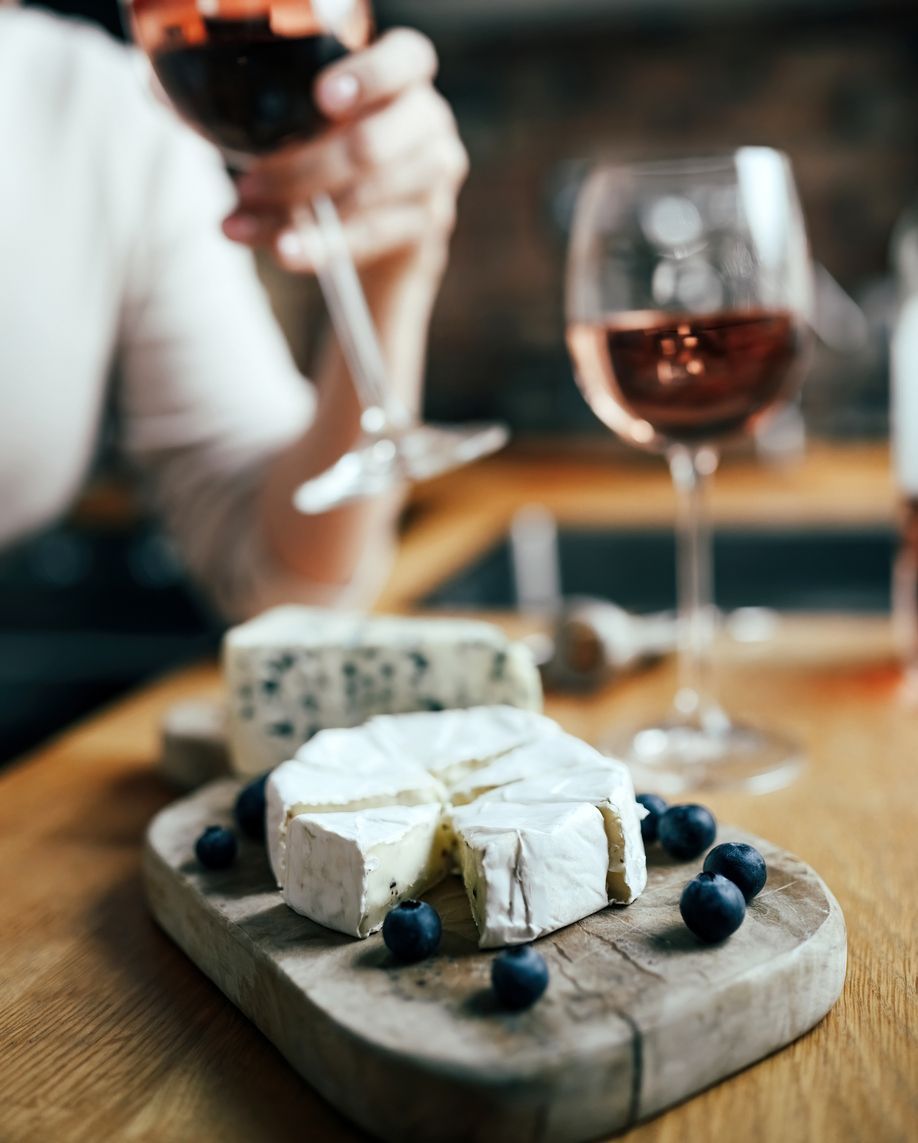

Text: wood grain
xmin=143 ymin=780 xmax=846 ymax=1143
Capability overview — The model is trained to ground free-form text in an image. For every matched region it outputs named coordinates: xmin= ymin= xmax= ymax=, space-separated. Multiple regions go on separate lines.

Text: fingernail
xmin=277 ymin=228 xmax=322 ymax=270
xmin=223 ymin=213 xmax=260 ymax=241
xmin=276 ymin=229 xmax=308 ymax=269
xmin=277 ymin=230 xmax=303 ymax=260
xmin=317 ymin=71 xmax=359 ymax=114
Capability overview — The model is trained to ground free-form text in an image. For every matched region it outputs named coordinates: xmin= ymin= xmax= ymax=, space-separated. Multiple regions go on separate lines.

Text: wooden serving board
xmin=143 ymin=780 xmax=846 ymax=1143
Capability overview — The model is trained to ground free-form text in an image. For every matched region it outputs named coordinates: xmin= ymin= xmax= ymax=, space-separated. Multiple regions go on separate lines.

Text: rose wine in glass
xmin=126 ymin=0 xmax=508 ymax=513
xmin=566 ymin=149 xmax=812 ymax=792
xmin=567 ymin=309 xmax=803 ymax=444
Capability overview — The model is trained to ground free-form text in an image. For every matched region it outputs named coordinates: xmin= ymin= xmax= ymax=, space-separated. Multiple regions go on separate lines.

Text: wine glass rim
xmin=586 ymin=146 xmax=791 ymax=179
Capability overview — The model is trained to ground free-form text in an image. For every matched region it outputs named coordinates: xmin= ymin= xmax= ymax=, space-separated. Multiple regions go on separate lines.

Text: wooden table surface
xmin=2 ymin=444 xmax=915 ymax=1143
xmin=376 ymin=440 xmax=897 ymax=610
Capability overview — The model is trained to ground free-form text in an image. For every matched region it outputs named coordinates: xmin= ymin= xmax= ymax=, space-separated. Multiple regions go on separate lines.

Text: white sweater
xmin=0 ymin=9 xmax=318 ymax=616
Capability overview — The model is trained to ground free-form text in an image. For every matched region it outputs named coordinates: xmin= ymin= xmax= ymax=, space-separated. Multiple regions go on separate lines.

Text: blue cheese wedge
xmin=283 ymin=804 xmax=451 ymax=937
xmin=450 ymin=801 xmax=611 ymax=948
xmin=224 ymin=607 xmax=544 ymax=776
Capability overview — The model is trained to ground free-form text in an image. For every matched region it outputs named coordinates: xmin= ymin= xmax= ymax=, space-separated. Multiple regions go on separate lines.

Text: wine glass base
xmin=606 ymin=717 xmax=804 ymax=795
xmin=293 ymin=421 xmax=509 ymax=514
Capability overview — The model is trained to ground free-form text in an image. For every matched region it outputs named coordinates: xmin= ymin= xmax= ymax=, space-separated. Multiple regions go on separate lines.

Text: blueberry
xmin=491 ymin=945 xmax=549 ymax=1011
xmin=382 ymin=900 xmax=442 ymax=962
xmin=703 ymin=842 xmax=767 ymax=902
xmin=234 ymin=771 xmax=270 ymax=842
xmin=680 ymin=872 xmax=746 ymax=942
xmin=636 ymin=793 xmax=668 ymax=844
xmin=658 ymin=803 xmax=717 ymax=861
xmin=195 ymin=825 xmax=237 ymax=870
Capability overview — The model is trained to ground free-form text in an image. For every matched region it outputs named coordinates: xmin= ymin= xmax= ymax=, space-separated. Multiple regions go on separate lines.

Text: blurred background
xmin=3 ymin=0 xmax=916 ymax=761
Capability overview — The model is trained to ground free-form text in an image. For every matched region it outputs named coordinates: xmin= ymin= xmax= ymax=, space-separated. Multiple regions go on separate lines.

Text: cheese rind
xmin=263 ymin=706 xmax=647 ymax=946
xmin=224 ymin=607 xmax=544 ymax=776
xmin=447 ymin=735 xmax=606 ymax=805
xmin=451 ymin=801 xmax=611 ymax=947
xmin=477 ymin=765 xmax=647 ymax=903
xmin=283 ymin=804 xmax=450 ymax=937
xmin=364 ymin=705 xmax=562 ymax=782
xmin=266 ymin=729 xmax=444 ymax=886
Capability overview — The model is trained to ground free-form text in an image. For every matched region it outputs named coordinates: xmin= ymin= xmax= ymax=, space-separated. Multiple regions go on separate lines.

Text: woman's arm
xmin=259 ymin=240 xmax=449 ymax=593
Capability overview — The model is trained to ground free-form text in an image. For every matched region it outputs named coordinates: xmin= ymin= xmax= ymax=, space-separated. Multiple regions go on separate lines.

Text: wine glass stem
xmin=668 ymin=444 xmax=722 ymax=728
xmin=293 ymin=195 xmax=412 ymax=432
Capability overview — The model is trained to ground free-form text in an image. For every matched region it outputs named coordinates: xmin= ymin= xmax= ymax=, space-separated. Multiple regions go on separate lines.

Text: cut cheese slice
xmin=451 ymin=801 xmax=611 ymax=947
xmin=266 ymin=728 xmax=444 ymax=885
xmin=477 ymin=765 xmax=647 ymax=903
xmin=283 ymin=804 xmax=450 ymax=937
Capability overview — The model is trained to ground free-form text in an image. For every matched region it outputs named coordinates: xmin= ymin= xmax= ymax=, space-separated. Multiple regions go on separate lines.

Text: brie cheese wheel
xmin=265 ymin=706 xmax=648 ymax=946
xmin=283 ymin=804 xmax=451 ymax=937
xmin=266 ymin=728 xmax=444 ymax=885
xmin=224 ymin=607 xmax=544 ymax=776
xmin=450 ymin=801 xmax=611 ymax=948
xmin=477 ymin=765 xmax=647 ymax=903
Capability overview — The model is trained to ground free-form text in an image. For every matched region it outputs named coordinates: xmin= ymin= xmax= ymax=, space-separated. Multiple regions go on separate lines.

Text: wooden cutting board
xmin=143 ymin=779 xmax=846 ymax=1143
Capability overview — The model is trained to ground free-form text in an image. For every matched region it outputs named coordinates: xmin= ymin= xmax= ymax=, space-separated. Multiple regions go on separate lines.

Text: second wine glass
xmin=566 ymin=148 xmax=812 ymax=793
xmin=127 ymin=0 xmax=508 ymax=513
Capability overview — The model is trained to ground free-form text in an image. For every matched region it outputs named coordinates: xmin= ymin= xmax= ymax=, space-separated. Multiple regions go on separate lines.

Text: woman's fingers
xmin=221 ymin=208 xmax=287 ymax=245
xmin=315 ymin=28 xmax=438 ymax=119
xmin=225 ymin=136 xmax=466 ymax=263
xmin=333 ymin=136 xmax=468 ymax=215
xmin=222 ymin=28 xmax=463 ymax=271
xmin=227 ymin=169 xmax=460 ymax=263
xmin=273 ymin=195 xmax=454 ymax=272
xmin=237 ymin=85 xmax=455 ymax=208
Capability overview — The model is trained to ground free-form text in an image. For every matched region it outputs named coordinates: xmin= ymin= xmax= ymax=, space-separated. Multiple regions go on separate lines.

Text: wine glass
xmin=566 ymin=148 xmax=812 ymax=793
xmin=125 ymin=0 xmax=508 ymax=514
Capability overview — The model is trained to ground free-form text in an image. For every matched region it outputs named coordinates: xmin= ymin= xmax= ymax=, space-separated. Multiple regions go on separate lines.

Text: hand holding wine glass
xmin=566 ymin=149 xmax=812 ymax=792
xmin=127 ymin=0 xmax=506 ymax=514
xmin=223 ymin=28 xmax=468 ymax=278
